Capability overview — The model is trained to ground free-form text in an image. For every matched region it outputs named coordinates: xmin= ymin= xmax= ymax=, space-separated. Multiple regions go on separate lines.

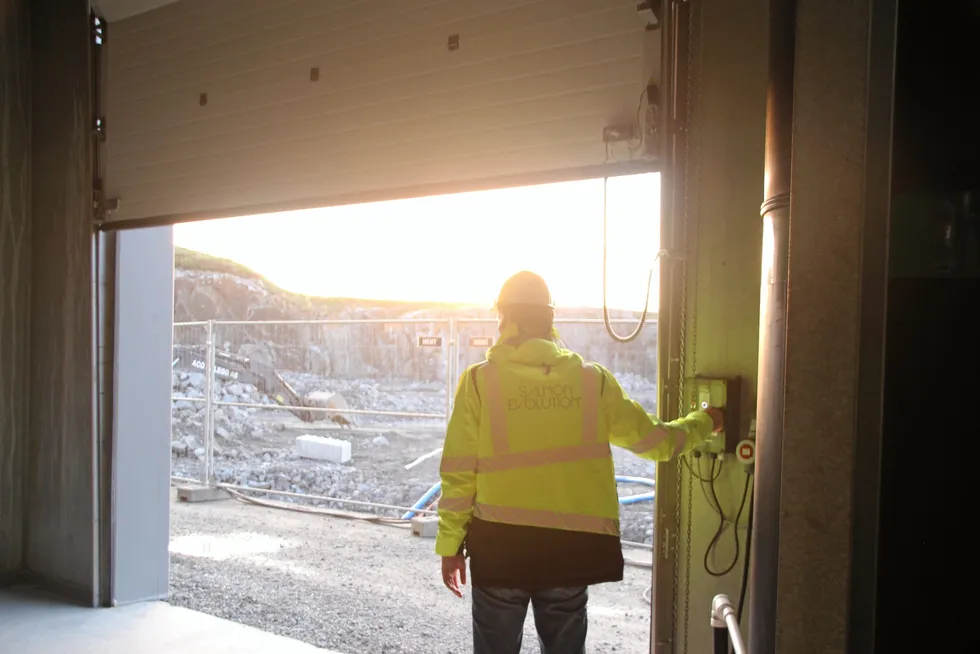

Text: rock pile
xmin=172 ymin=370 xmax=657 ymax=544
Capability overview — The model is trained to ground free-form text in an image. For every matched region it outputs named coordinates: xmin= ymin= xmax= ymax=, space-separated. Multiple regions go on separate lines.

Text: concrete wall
xmin=111 ymin=227 xmax=174 ymax=605
xmin=0 ymin=0 xmax=32 ymax=580
xmin=773 ymin=1 xmax=874 ymax=651
xmin=25 ymin=0 xmax=98 ymax=602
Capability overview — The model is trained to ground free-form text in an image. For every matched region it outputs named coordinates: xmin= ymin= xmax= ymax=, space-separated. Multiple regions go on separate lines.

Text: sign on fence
xmin=469 ymin=336 xmax=493 ymax=348
xmin=417 ymin=336 xmax=443 ymax=347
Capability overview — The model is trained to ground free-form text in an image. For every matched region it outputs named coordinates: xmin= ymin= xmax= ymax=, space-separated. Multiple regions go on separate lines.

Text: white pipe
xmin=216 ymin=483 xmax=437 ymax=515
xmin=711 ymin=594 xmax=747 ymax=654
xmin=621 ymin=539 xmax=654 ymax=550
xmin=212 ymin=399 xmax=446 ymax=420
xmin=404 ymin=447 xmax=443 ymax=470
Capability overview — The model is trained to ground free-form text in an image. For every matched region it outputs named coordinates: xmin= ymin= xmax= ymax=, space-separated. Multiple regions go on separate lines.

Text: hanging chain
xmin=680 ymin=1 xmax=704 ymax=652
xmin=683 ymin=453 xmax=694 ymax=652
xmin=671 ymin=454 xmax=683 ymax=649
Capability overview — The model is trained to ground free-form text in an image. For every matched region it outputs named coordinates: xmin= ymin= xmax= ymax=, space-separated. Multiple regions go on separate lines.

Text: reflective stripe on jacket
xmin=435 ymin=331 xmax=715 ymax=562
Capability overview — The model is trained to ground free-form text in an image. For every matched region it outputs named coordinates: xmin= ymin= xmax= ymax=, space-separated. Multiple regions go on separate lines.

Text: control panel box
xmin=690 ymin=375 xmax=743 ymax=454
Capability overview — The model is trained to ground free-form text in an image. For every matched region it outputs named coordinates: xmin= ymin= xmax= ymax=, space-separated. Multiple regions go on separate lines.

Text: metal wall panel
xmin=26 ymin=0 xmax=98 ymax=603
xmin=111 ymin=227 xmax=174 ymax=605
xmin=0 ymin=0 xmax=32 ymax=580
xmin=104 ymin=0 xmax=658 ymax=224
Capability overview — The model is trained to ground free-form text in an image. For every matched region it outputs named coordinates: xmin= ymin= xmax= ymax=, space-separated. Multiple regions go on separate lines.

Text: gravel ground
xmin=169 ymin=494 xmax=654 ymax=653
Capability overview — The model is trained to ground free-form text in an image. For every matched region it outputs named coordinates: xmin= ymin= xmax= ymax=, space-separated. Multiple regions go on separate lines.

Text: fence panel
xmin=171 ymin=321 xmax=211 ymax=483
xmin=174 ymin=316 xmax=660 ymax=541
xmin=196 ymin=319 xmax=452 ymax=516
xmin=454 ymin=318 xmax=658 ymax=411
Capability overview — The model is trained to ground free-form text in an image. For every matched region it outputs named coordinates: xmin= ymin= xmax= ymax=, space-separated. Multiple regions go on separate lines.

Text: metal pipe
xmin=711 ymin=594 xmax=747 ymax=654
xmin=203 ymin=320 xmax=215 ymax=485
xmin=216 ymin=483 xmax=435 ymax=515
xmin=750 ymin=0 xmax=796 ymax=651
xmin=445 ymin=317 xmax=455 ymax=419
xmin=212 ymin=399 xmax=446 ymax=420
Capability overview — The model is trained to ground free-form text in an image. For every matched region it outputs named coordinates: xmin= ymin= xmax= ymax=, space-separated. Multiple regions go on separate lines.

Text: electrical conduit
xmin=401 ymin=481 xmax=442 ymax=520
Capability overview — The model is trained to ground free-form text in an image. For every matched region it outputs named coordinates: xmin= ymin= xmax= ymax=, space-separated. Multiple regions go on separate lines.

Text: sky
xmin=174 ymin=172 xmax=660 ymax=311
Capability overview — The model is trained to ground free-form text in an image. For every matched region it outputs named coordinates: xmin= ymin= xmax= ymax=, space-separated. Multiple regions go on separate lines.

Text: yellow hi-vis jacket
xmin=435 ymin=333 xmax=715 ymax=558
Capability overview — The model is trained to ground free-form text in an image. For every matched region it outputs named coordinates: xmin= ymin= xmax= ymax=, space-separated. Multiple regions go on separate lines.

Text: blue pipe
xmin=616 ymin=475 xmax=655 ymax=505
xmin=402 ymin=480 xmax=442 ymax=520
xmin=403 ymin=476 xmax=656 ymax=519
xmin=619 ymin=492 xmax=656 ymax=505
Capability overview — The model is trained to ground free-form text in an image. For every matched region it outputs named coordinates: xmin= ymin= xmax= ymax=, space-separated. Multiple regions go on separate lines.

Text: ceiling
xmin=91 ymin=0 xmax=181 ymax=21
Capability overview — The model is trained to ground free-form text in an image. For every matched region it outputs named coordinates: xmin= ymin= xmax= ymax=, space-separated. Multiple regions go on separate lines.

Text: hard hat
xmin=495 ymin=271 xmax=554 ymax=309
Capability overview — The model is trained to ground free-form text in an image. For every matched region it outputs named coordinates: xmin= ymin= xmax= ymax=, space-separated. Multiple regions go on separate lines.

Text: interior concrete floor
xmin=0 ymin=585 xmax=343 ymax=653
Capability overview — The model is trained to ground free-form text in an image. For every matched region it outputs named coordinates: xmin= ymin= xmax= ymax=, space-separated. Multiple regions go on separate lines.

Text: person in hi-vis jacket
xmin=436 ymin=271 xmax=724 ymax=654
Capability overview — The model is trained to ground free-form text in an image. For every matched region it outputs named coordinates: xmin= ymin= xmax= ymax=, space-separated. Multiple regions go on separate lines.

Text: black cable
xmin=688 ymin=453 xmax=726 ymax=514
xmin=600 ymin=175 xmax=654 ymax=343
xmin=702 ymin=454 xmax=723 ymax=482
xmin=736 ymin=479 xmax=754 ymax=624
xmin=683 ymin=450 xmax=723 ymax=483
xmin=703 ymin=465 xmax=752 ymax=577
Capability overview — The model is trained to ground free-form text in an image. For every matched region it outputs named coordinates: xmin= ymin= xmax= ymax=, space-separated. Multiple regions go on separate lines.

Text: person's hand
xmin=705 ymin=407 xmax=725 ymax=433
xmin=441 ymin=555 xmax=467 ymax=598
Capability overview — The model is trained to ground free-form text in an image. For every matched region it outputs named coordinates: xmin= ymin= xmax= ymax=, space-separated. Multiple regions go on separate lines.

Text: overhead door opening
xmin=159 ymin=174 xmax=661 ymax=652
xmin=96 ymin=0 xmax=667 ymax=649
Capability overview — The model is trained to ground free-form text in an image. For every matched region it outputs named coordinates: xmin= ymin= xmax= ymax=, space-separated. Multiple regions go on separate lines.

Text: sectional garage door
xmin=101 ymin=0 xmax=659 ymax=226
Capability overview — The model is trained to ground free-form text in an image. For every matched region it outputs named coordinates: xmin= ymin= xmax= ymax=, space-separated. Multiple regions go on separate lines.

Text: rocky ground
xmin=169 ymin=493 xmax=654 ymax=653
xmin=172 ymin=370 xmax=658 ymax=544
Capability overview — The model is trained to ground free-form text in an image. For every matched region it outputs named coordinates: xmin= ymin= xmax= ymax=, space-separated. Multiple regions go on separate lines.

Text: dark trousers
xmin=472 ymin=586 xmax=588 ymax=654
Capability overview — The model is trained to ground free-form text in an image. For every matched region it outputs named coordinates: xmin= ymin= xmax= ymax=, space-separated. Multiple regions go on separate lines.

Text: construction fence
xmin=170 ymin=318 xmax=659 ymax=518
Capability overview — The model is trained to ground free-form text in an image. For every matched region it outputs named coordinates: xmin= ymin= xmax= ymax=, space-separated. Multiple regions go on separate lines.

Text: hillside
xmin=173 ymin=246 xmax=657 ymax=378
xmin=174 ymin=246 xmax=468 ymax=322
xmin=174 ymin=246 xmax=655 ymax=320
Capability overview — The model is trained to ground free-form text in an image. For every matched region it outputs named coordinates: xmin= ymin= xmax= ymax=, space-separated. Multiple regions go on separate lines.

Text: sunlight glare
xmin=173 ymin=174 xmax=661 ymax=312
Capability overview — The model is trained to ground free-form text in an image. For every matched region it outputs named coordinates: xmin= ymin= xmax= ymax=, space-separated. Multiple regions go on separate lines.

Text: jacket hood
xmin=486 ymin=324 xmax=584 ymax=369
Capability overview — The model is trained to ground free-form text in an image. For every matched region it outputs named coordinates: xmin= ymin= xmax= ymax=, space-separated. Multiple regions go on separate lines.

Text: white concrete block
xmin=295 ymin=435 xmax=351 ymax=463
xmin=175 ymin=485 xmax=228 ymax=503
xmin=411 ymin=516 xmax=439 ymax=539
